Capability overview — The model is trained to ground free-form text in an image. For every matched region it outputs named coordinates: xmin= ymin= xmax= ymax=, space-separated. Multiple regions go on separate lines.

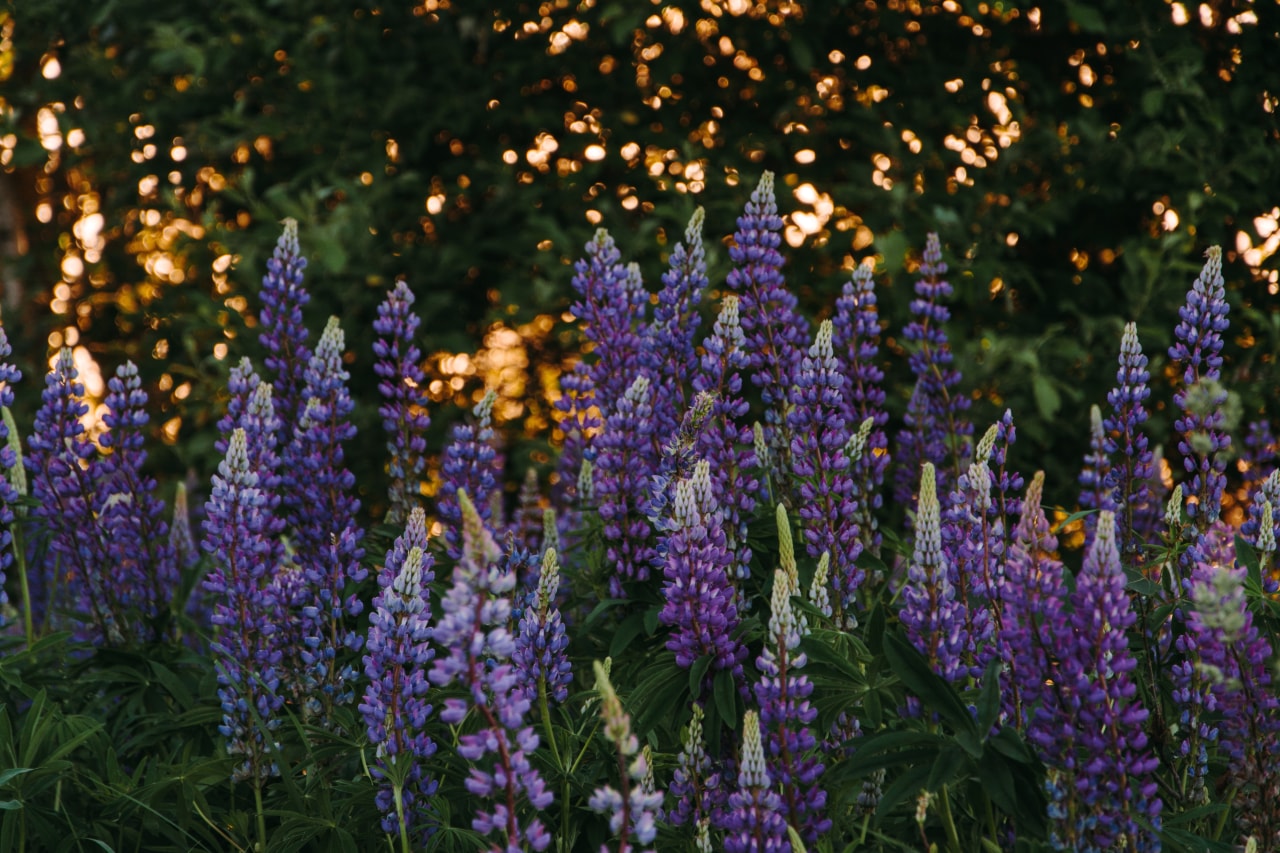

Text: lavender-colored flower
xmin=669 ymin=703 xmax=723 ymax=829
xmin=895 ymin=233 xmax=971 ymax=507
xmin=438 ymin=390 xmax=500 ymax=560
xmin=513 ymin=548 xmax=572 ymax=706
xmin=551 ymin=362 xmax=600 ymax=540
xmin=570 ymin=228 xmax=649 ymax=415
xmin=429 ymin=492 xmax=552 ymax=852
xmin=588 ymin=661 xmax=665 ymax=853
xmin=1241 ymin=419 xmax=1276 ymax=491
xmin=1078 ymin=404 xmax=1115 ymax=548
xmin=1242 ymin=470 xmax=1280 ymax=557
xmin=754 ymin=568 xmax=829 ymax=843
xmin=0 ymin=328 xmax=22 ymax=620
xmin=899 ymin=462 xmax=965 ymax=683
xmin=595 ymin=376 xmax=659 ymax=596
xmin=373 ymin=278 xmax=431 ymax=525
xmin=718 ymin=710 xmax=791 ymax=853
xmin=361 ymin=510 xmax=438 ymax=840
xmin=1168 ymin=246 xmax=1230 ymax=529
xmin=644 ymin=208 xmax=707 ymax=441
xmin=1104 ymin=323 xmax=1158 ymax=562
xmin=201 ymin=428 xmax=284 ymax=783
xmin=787 ymin=320 xmax=862 ymax=623
xmin=258 ymin=218 xmax=312 ymax=435
xmin=658 ymin=460 xmax=747 ymax=681
xmin=832 ymin=260 xmax=889 ymax=555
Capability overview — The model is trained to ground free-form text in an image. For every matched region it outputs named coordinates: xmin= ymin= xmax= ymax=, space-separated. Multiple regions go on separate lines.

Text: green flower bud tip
xmin=776 ymin=502 xmax=796 ymax=583
xmin=2 ymin=405 xmax=26 ymax=499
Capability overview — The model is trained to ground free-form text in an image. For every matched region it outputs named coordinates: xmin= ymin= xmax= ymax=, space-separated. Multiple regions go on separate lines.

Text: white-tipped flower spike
xmin=916 ymin=462 xmax=943 ymax=571
xmin=474 ymin=387 xmax=497 ymax=422
xmin=1258 ymin=499 xmax=1275 ymax=560
xmin=223 ymin=429 xmax=254 ymax=487
xmin=686 ymin=206 xmax=706 ymax=242
xmin=624 ymin=261 xmax=644 ymax=303
xmin=976 ymin=421 xmax=999 ymax=462
xmin=673 ymin=478 xmax=697 ymax=532
xmin=458 ymin=489 xmax=501 ymax=570
xmin=777 ymin=503 xmax=797 ymax=586
xmin=845 ymin=416 xmax=874 ymax=463
xmin=542 ymin=508 xmax=560 ymax=557
xmin=1165 ymin=484 xmax=1184 ymax=530
xmin=537 ymin=547 xmax=561 ymax=610
xmin=769 ymin=568 xmax=801 ymax=650
xmin=594 ymin=660 xmax=636 ymax=753
xmin=716 ymin=295 xmax=746 ymax=351
xmin=578 ymin=458 xmax=595 ymax=503
xmin=738 ymin=710 xmax=769 ymax=789
xmin=391 ymin=546 xmax=427 ymax=614
xmin=299 ymin=396 xmax=322 ymax=431
xmin=809 ymin=551 xmax=832 ymax=619
xmin=813 ymin=319 xmax=835 ymax=361
xmin=317 ymin=315 xmax=345 ymax=364
xmin=2 ymin=406 xmax=26 ymax=499
xmin=753 ymin=421 xmax=769 ymax=469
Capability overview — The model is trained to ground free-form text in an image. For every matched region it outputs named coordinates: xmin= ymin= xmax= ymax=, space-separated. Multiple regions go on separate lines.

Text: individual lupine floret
xmin=718 ymin=710 xmax=791 ymax=853
xmin=201 ymin=428 xmax=284 ymax=784
xmin=1168 ymin=246 xmax=1231 ymax=530
xmin=570 ymin=228 xmax=649 ymax=415
xmin=1077 ymin=404 xmax=1115 ymax=548
xmin=25 ymin=347 xmax=120 ymax=641
xmin=658 ymin=460 xmax=747 ymax=682
xmin=0 ymin=328 xmax=22 ymax=625
xmin=258 ymin=218 xmax=312 ymax=435
xmin=895 ymin=233 xmax=972 ymax=507
xmin=831 ymin=259 xmax=889 ymax=554
xmin=1102 ymin=322 xmax=1159 ymax=561
xmin=1038 ymin=511 xmax=1161 ymax=851
xmin=725 ymin=172 xmax=809 ymax=489
xmin=787 ymin=319 xmax=863 ymax=624
xmin=594 ymin=376 xmax=659 ymax=596
xmin=588 ymin=661 xmax=665 ymax=853
xmin=899 ymin=462 xmax=965 ymax=683
xmin=513 ymin=547 xmax=572 ymax=707
xmin=361 ymin=516 xmax=437 ymax=846
xmin=692 ymin=295 xmax=758 ymax=584
xmin=643 ymin=207 xmax=707 ymax=441
xmin=438 ymin=390 xmax=500 ymax=560
xmin=96 ymin=361 xmax=180 ymax=641
xmin=429 ymin=492 xmax=552 ymax=852
xmin=373 ymin=278 xmax=431 ymax=525
xmin=754 ymin=568 xmax=829 ymax=843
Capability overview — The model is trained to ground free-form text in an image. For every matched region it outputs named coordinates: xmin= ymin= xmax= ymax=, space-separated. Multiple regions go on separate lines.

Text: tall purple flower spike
xmin=1077 ymin=404 xmax=1115 ymax=549
xmin=718 ymin=710 xmax=791 ymax=852
xmin=644 ymin=207 xmax=707 ymax=442
xmin=595 ymin=376 xmax=659 ymax=596
xmin=900 ymin=462 xmax=965 ymax=683
xmin=1104 ymin=322 xmax=1157 ymax=563
xmin=0 ymin=327 xmax=21 ymax=624
xmin=438 ymin=390 xmax=500 ymax=560
xmin=570 ymin=228 xmax=649 ymax=416
xmin=373 ymin=278 xmax=431 ymax=525
xmin=258 ymin=218 xmax=313 ymax=436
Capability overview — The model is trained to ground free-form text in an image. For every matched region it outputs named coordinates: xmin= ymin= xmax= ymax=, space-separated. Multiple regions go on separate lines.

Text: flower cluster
xmin=717 ymin=710 xmax=791 ymax=852
xmin=588 ymin=661 xmax=664 ymax=853
xmin=373 ymin=279 xmax=431 ymax=525
xmin=512 ymin=547 xmax=572 ymax=706
xmin=900 ymin=462 xmax=965 ymax=682
xmin=0 ymin=329 xmax=20 ymax=623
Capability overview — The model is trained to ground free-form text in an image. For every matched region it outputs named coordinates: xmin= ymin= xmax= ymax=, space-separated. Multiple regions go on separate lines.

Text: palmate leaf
xmin=882 ymin=631 xmax=979 ymax=752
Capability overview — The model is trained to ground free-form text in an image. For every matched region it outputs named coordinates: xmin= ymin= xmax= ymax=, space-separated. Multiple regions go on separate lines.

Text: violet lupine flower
xmin=895 ymin=233 xmax=971 ymax=507
xmin=725 ymin=172 xmax=809 ymax=487
xmin=513 ymin=547 xmax=572 ymax=706
xmin=1104 ymin=323 xmax=1158 ymax=563
xmin=787 ymin=320 xmax=862 ymax=625
xmin=551 ymin=363 xmax=600 ymax=541
xmin=25 ymin=348 xmax=120 ymax=641
xmin=1184 ymin=558 xmax=1280 ymax=845
xmin=1038 ymin=511 xmax=1161 ymax=851
xmin=0 ymin=328 xmax=22 ymax=621
xmin=1241 ymin=419 xmax=1276 ymax=492
xmin=669 ymin=703 xmax=723 ymax=829
xmin=438 ymin=390 xmax=500 ymax=560
xmin=1077 ymin=404 xmax=1115 ymax=548
xmin=361 ymin=508 xmax=437 ymax=840
xmin=899 ymin=462 xmax=965 ymax=683
xmin=595 ymin=376 xmax=659 ymax=596
xmin=659 ymin=460 xmax=747 ymax=683
xmin=373 ymin=278 xmax=431 ymax=526
xmin=258 ymin=218 xmax=313 ymax=435
xmin=1168 ymin=246 xmax=1231 ymax=530
xmin=692 ymin=296 xmax=758 ymax=584
xmin=831 ymin=260 xmax=889 ymax=555
xmin=429 ymin=491 xmax=552 ymax=852
xmin=718 ymin=710 xmax=791 ymax=853
xmin=588 ymin=661 xmax=665 ymax=853
xmin=201 ymin=428 xmax=284 ymax=784
xmin=644 ymin=207 xmax=707 ymax=441
xmin=570 ymin=228 xmax=649 ymax=415
xmin=1242 ymin=470 xmax=1280 ymax=560
xmin=754 ymin=568 xmax=829 ymax=843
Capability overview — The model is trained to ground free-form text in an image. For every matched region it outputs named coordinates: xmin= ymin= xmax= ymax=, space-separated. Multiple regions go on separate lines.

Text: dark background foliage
xmin=2 ymin=0 xmax=1278 ymax=515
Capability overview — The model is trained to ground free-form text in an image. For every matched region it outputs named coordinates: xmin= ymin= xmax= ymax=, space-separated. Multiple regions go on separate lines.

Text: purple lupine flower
xmin=899 ymin=462 xmax=965 ymax=683
xmin=429 ymin=491 xmax=552 ymax=852
xmin=1077 ymin=404 xmax=1115 ymax=548
xmin=1184 ymin=556 xmax=1280 ymax=844
xmin=643 ymin=208 xmax=707 ymax=442
xmin=373 ymin=278 xmax=431 ymax=525
xmin=361 ymin=507 xmax=437 ymax=841
xmin=718 ymin=709 xmax=791 ymax=853
xmin=1038 ymin=511 xmax=1161 ymax=850
xmin=0 ymin=328 xmax=22 ymax=623
xmin=97 ymin=361 xmax=179 ymax=641
xmin=25 ymin=348 xmax=120 ymax=641
xmin=692 ymin=296 xmax=758 ymax=585
xmin=1243 ymin=470 xmax=1280 ymax=559
xmin=787 ymin=319 xmax=862 ymax=625
xmin=754 ymin=568 xmax=829 ymax=843
xmin=570 ymin=228 xmax=649 ymax=415
xmin=1104 ymin=322 xmax=1158 ymax=562
xmin=513 ymin=547 xmax=572 ymax=706
xmin=588 ymin=661 xmax=665 ymax=853
xmin=550 ymin=363 xmax=600 ymax=541
xmin=1241 ymin=419 xmax=1276 ymax=492
xmin=201 ymin=428 xmax=284 ymax=783
xmin=895 ymin=233 xmax=971 ymax=507
xmin=659 ymin=460 xmax=747 ymax=681
xmin=595 ymin=376 xmax=659 ymax=596
xmin=1168 ymin=246 xmax=1230 ymax=530
xmin=438 ymin=390 xmax=500 ymax=560
xmin=725 ymin=173 xmax=809 ymax=492
xmin=669 ymin=703 xmax=723 ymax=829
xmin=514 ymin=468 xmax=544 ymax=553
xmin=831 ymin=260 xmax=889 ymax=555
xmin=258 ymin=218 xmax=312 ymax=435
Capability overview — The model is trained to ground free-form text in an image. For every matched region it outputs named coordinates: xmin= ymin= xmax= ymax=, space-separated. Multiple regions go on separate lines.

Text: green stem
xmin=13 ymin=524 xmax=33 ymax=645
xmin=939 ymin=784 xmax=962 ymax=853
xmin=393 ymin=782 xmax=411 ymax=853
xmin=539 ymin=678 xmax=562 ymax=769
xmin=253 ymin=783 xmax=267 ymax=852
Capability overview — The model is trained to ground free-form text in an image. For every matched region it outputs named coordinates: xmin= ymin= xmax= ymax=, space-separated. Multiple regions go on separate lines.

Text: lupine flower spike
xmin=373 ymin=278 xmax=431 ymax=525
xmin=513 ymin=547 xmax=572 ymax=708
xmin=258 ymin=218 xmax=312 ymax=435
xmin=588 ymin=661 xmax=664 ymax=853
xmin=900 ymin=462 xmax=965 ymax=683
xmin=718 ymin=709 xmax=791 ymax=852
xmin=1105 ymin=322 xmax=1157 ymax=561
xmin=0 ymin=327 xmax=22 ymax=631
